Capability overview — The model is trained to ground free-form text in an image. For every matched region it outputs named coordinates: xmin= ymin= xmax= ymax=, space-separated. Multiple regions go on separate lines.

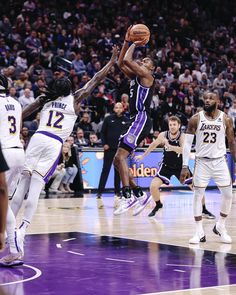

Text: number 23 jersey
xmin=37 ymin=94 xmax=77 ymax=142
xmin=195 ymin=110 xmax=226 ymax=158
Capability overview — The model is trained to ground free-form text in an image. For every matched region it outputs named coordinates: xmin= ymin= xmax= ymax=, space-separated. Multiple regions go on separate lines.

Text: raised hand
xmin=125 ymin=25 xmax=132 ymax=42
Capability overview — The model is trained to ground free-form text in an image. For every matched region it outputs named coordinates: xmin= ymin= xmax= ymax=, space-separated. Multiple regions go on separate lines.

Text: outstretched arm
xmin=135 ymin=132 xmax=165 ymax=161
xmin=73 ymin=46 xmax=118 ymax=110
xmin=117 ymin=27 xmax=136 ymax=79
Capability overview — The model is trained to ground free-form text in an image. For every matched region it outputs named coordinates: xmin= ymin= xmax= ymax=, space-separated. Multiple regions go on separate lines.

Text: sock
xmin=122 ymin=186 xmax=131 ymax=198
xmin=218 ymin=215 xmax=226 ymax=227
xmin=19 ymin=219 xmax=31 ymax=237
xmin=202 ymin=204 xmax=206 ymax=211
xmin=11 ymin=171 xmax=31 ymax=217
xmin=155 ymin=200 xmax=162 ymax=206
xmin=132 ymin=186 xmax=143 ymax=198
xmin=6 ymin=206 xmax=18 ymax=254
xmin=21 ymin=172 xmax=45 ymax=235
xmin=195 ymin=220 xmax=204 ymax=235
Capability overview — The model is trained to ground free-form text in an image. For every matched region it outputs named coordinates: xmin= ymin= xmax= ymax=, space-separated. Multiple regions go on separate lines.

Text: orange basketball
xmin=129 ymin=24 xmax=150 ymax=45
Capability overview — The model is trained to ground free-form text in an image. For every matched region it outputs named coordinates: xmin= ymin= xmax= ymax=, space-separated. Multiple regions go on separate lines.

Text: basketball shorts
xmin=193 ymin=156 xmax=231 ymax=187
xmin=119 ymin=113 xmax=152 ymax=153
xmin=2 ymin=147 xmax=25 ymax=191
xmin=155 ymin=162 xmax=193 ymax=185
xmin=23 ymin=131 xmax=62 ymax=183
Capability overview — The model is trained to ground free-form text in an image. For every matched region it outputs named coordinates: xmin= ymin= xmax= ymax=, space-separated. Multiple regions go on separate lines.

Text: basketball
xmin=129 ymin=24 xmax=150 ymax=45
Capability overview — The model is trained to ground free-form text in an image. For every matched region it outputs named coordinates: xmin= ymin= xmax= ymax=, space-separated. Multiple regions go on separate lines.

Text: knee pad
xmin=219 ymin=185 xmax=233 ymax=215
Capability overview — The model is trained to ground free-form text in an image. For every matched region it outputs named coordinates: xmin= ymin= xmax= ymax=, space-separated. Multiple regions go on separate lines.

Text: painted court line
xmin=56 ymin=244 xmax=62 ymax=248
xmin=0 ymin=264 xmax=42 ymax=286
xmin=67 ymin=251 xmax=85 ymax=256
xmin=140 ymin=283 xmax=236 ymax=294
xmin=166 ymin=263 xmax=201 ymax=268
xmin=105 ymin=258 xmax=135 ymax=263
xmin=63 ymin=238 xmax=77 ymax=242
xmin=173 ymin=269 xmax=186 ymax=273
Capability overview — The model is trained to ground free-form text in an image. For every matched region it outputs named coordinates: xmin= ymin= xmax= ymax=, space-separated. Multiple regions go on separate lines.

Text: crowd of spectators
xmin=1 ymin=0 xmax=236 ymax=148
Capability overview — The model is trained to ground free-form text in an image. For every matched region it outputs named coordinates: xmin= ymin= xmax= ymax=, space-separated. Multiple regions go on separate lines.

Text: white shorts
xmin=193 ymin=156 xmax=231 ymax=188
xmin=24 ymin=132 xmax=62 ymax=183
xmin=2 ymin=148 xmax=25 ymax=194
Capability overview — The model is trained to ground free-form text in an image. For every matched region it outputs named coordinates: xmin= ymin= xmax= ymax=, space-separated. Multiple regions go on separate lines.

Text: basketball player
xmin=135 ymin=116 xmax=215 ymax=218
xmin=0 ymin=46 xmax=118 ymax=266
xmin=0 ymin=144 xmax=9 ymax=252
xmin=180 ymin=91 xmax=236 ymax=244
xmin=114 ymin=27 xmax=155 ymax=215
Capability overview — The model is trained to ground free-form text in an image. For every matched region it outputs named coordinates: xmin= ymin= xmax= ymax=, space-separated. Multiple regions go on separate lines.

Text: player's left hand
xmin=180 ymin=167 xmax=190 ymax=184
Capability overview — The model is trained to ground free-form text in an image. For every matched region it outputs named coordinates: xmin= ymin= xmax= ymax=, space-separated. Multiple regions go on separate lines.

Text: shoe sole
xmin=0 ymin=260 xmax=24 ymax=267
xmin=189 ymin=235 xmax=206 ymax=244
xmin=133 ymin=196 xmax=152 ymax=216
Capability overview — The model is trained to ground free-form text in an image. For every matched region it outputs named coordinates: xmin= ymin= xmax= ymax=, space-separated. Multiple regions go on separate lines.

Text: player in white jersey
xmin=0 ymin=46 xmax=118 ymax=266
xmin=180 ymin=91 xmax=236 ymax=244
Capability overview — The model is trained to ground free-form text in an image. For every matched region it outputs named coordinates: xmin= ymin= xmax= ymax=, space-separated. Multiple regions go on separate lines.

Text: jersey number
xmin=203 ymin=132 xmax=217 ymax=143
xmin=8 ymin=116 xmax=16 ymax=134
xmin=46 ymin=111 xmax=64 ymax=129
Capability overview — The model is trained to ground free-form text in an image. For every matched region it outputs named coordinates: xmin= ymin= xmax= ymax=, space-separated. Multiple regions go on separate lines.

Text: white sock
xmin=19 ymin=219 xmax=31 ymax=237
xmin=195 ymin=220 xmax=204 ymax=234
xmin=11 ymin=171 xmax=31 ymax=217
xmin=6 ymin=206 xmax=18 ymax=254
xmin=21 ymin=172 xmax=45 ymax=234
xmin=218 ymin=215 xmax=226 ymax=227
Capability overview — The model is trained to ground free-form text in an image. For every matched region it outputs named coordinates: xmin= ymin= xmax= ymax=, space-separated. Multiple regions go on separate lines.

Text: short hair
xmin=168 ymin=115 xmax=181 ymax=125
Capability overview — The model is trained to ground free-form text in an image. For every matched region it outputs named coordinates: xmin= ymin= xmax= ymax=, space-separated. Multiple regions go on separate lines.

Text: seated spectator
xmin=72 ymin=52 xmax=86 ymax=76
xmin=120 ymin=93 xmax=129 ymax=114
xmin=59 ymin=142 xmax=78 ymax=193
xmin=48 ymin=163 xmax=66 ymax=194
xmin=75 ymin=128 xmax=89 ymax=147
xmin=88 ymin=132 xmax=102 ymax=147
xmin=178 ymin=69 xmax=193 ymax=85
xmin=9 ymin=87 xmax=18 ymax=100
xmin=20 ymin=126 xmax=30 ymax=148
xmin=15 ymin=50 xmax=28 ymax=71
xmin=18 ymin=88 xmax=34 ymax=109
xmin=29 ymin=112 xmax=40 ymax=135
xmin=77 ymin=112 xmax=93 ymax=137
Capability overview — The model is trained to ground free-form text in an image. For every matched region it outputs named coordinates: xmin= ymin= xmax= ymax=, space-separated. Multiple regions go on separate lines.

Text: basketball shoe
xmin=0 ymin=252 xmax=24 ymax=267
xmin=114 ymin=194 xmax=138 ymax=215
xmin=213 ymin=222 xmax=232 ymax=244
xmin=133 ymin=193 xmax=152 ymax=216
xmin=202 ymin=208 xmax=215 ymax=219
xmin=148 ymin=201 xmax=163 ymax=217
xmin=189 ymin=232 xmax=206 ymax=244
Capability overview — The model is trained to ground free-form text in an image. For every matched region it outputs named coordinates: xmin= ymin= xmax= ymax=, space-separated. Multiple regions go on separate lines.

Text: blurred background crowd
xmin=1 ymin=0 xmax=236 ymax=149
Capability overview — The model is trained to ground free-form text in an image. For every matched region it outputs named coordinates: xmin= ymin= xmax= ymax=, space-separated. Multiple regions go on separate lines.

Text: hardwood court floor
xmin=3 ymin=189 xmax=236 ymax=295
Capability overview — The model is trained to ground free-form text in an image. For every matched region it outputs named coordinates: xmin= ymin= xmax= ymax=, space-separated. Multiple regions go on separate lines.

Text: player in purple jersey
xmin=114 ymin=27 xmax=156 ymax=215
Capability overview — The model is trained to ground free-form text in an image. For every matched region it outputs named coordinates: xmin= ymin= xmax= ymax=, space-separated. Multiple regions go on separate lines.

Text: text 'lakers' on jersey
xmin=195 ymin=110 xmax=226 ymax=158
xmin=37 ymin=94 xmax=77 ymax=142
xmin=129 ymin=77 xmax=154 ymax=116
xmin=0 ymin=94 xmax=23 ymax=149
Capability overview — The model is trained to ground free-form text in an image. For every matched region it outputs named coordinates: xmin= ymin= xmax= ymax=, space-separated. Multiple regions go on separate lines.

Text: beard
xmin=203 ymin=103 xmax=217 ymax=113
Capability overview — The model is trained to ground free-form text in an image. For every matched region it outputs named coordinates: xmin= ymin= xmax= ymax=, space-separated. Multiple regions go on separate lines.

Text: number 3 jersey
xmin=195 ymin=110 xmax=226 ymax=158
xmin=37 ymin=94 xmax=77 ymax=142
xmin=0 ymin=94 xmax=23 ymax=149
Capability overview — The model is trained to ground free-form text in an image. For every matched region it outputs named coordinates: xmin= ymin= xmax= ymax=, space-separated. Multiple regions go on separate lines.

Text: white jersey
xmin=0 ymin=94 xmax=23 ymax=149
xmin=195 ymin=110 xmax=226 ymax=158
xmin=37 ymin=94 xmax=77 ymax=142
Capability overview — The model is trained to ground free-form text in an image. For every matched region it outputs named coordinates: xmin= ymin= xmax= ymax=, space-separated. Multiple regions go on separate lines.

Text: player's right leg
xmin=113 ymin=147 xmax=138 ymax=215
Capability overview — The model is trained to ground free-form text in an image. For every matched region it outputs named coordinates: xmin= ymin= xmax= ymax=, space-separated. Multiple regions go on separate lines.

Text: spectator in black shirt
xmin=97 ymin=103 xmax=129 ymax=201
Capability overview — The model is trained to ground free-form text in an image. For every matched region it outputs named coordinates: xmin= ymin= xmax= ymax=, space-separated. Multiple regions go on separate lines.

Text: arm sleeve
xmin=182 ymin=134 xmax=194 ymax=166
